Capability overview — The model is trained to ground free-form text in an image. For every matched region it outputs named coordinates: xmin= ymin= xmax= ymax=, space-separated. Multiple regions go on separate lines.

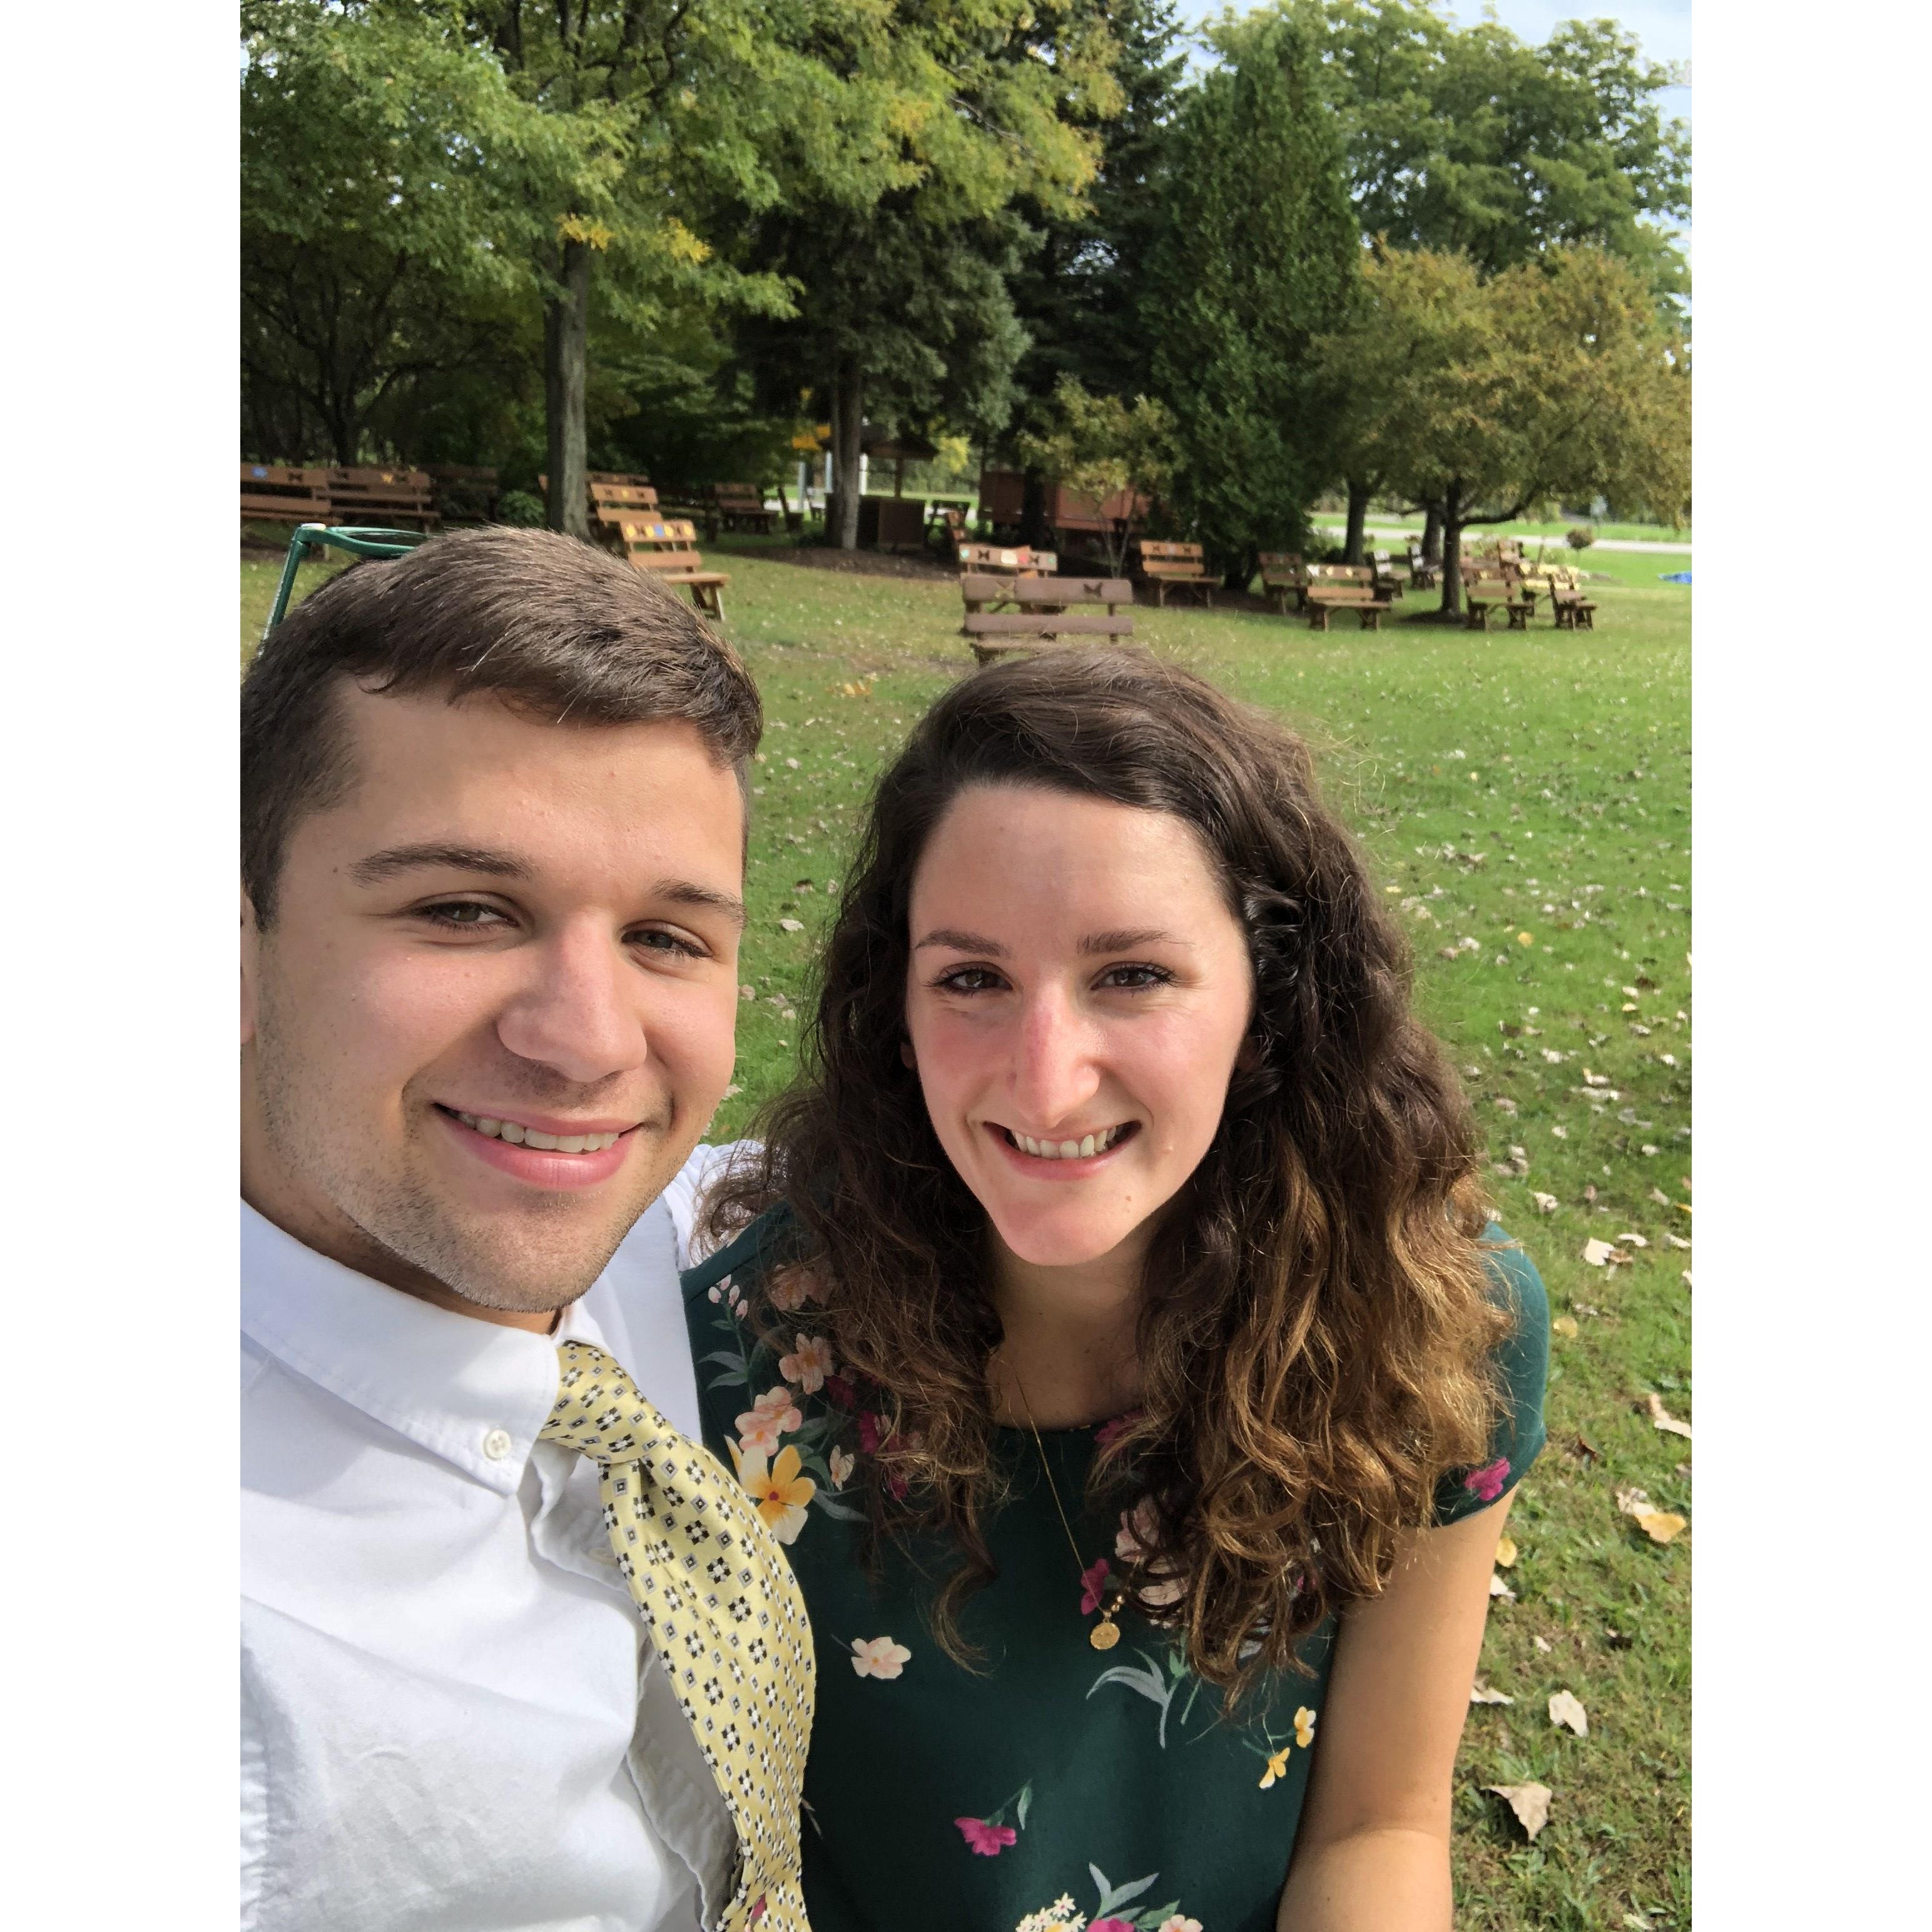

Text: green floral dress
xmin=681 ymin=1214 xmax=1547 ymax=1932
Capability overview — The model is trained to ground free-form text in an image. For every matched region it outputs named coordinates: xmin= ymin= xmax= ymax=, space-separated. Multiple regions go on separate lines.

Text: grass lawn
xmin=243 ymin=539 xmax=1691 ymax=1932
xmin=1314 ymin=512 xmax=1691 ymax=545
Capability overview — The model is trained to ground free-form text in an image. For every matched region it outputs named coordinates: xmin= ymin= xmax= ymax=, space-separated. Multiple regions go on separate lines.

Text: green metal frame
xmin=262 ymin=523 xmax=432 ymax=643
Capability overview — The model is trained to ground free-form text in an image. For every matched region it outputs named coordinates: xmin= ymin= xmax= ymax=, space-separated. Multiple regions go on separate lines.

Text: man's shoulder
xmin=652 ymin=1139 xmax=761 ymax=1271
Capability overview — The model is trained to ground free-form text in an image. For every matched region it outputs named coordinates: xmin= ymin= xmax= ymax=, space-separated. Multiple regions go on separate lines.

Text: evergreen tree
xmin=1141 ymin=11 xmax=1360 ymax=584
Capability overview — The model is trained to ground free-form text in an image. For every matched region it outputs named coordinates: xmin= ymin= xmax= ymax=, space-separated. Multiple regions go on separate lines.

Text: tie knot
xmin=539 ymin=1340 xmax=667 ymax=1463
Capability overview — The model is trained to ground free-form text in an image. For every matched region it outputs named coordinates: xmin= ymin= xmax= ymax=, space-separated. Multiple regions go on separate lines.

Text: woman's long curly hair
xmin=705 ymin=648 xmax=1505 ymax=1700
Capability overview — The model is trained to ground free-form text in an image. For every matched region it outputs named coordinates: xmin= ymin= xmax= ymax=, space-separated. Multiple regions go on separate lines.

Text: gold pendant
xmin=1090 ymin=1617 xmax=1121 ymax=1651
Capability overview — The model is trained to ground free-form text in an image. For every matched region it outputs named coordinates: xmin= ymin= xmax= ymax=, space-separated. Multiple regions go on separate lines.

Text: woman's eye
xmin=1099 ymin=963 xmax=1171 ymax=991
xmin=421 ymin=901 xmax=507 ymax=930
xmin=934 ymin=966 xmax=1005 ymax=994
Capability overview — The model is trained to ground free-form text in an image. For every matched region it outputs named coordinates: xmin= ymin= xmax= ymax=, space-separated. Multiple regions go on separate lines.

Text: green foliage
xmin=1015 ymin=377 xmax=1177 ymax=571
xmin=495 ymin=490 xmax=545 ymax=527
xmin=1566 ymin=527 xmax=1598 ymax=552
xmin=1142 ymin=11 xmax=1360 ymax=580
xmin=1261 ymin=1 xmax=1691 ymax=302
xmin=1309 ymin=245 xmax=1690 ymax=609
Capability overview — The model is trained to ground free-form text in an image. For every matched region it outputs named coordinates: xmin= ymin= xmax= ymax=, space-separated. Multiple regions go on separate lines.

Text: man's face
xmin=241 ymin=685 xmax=746 ymax=1326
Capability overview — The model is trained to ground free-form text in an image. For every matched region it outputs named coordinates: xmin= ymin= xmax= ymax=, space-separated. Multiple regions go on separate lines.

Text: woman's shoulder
xmin=1433 ymin=1223 xmax=1551 ymax=1522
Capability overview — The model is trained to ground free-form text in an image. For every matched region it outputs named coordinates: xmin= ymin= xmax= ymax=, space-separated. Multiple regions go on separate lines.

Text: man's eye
xmin=421 ymin=901 xmax=507 ymax=929
xmin=631 ymin=928 xmax=706 ymax=961
xmin=933 ymin=967 xmax=1004 ymax=994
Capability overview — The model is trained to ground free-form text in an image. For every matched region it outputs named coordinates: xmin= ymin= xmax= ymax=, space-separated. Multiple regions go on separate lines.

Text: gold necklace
xmin=1007 ymin=1364 xmax=1125 ymax=1652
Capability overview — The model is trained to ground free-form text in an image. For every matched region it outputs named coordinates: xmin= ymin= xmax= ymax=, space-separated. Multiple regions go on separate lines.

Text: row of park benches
xmin=241 ymin=464 xmax=444 ymax=531
xmin=1257 ymin=552 xmax=1598 ymax=631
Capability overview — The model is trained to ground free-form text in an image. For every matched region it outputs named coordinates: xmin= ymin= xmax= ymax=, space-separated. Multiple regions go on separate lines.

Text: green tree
xmin=1141 ymin=10 xmax=1360 ymax=584
xmin=1313 ymin=245 xmax=1690 ymax=615
xmin=1015 ymin=377 xmax=1178 ymax=572
xmin=730 ymin=3 xmax=1120 ymax=549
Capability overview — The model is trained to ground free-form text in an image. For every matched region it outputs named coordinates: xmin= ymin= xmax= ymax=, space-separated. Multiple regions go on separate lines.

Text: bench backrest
xmin=960 ymin=574 xmax=1130 ymax=608
xmin=1306 ymin=562 xmax=1375 ymax=585
xmin=242 ymin=462 xmax=332 ymax=490
xmin=712 ymin=482 xmax=765 ymax=506
xmin=1137 ymin=541 xmax=1205 ymax=563
xmin=590 ymin=480 xmax=659 ymax=514
xmin=618 ymin=518 xmax=707 ymax=562
xmin=958 ymin=542 xmax=1055 ymax=576
xmin=1257 ymin=552 xmax=1303 ymax=577
xmin=327 ymin=466 xmax=433 ymax=504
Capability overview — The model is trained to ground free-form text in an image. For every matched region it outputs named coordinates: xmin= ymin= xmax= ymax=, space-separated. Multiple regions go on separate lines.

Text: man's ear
xmin=241 ymin=883 xmax=262 ymax=1048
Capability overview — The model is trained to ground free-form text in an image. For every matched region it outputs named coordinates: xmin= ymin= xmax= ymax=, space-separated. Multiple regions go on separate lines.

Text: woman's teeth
xmin=455 ymin=1111 xmax=622 ymax=1153
xmin=1010 ymin=1125 xmax=1128 ymax=1160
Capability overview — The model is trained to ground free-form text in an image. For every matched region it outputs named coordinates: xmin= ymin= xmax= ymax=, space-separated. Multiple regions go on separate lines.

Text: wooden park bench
xmin=325 ymin=467 xmax=440 ymax=531
xmin=1552 ymin=581 xmax=1599 ymax=630
xmin=1258 ymin=552 xmax=1308 ymax=613
xmin=709 ymin=482 xmax=777 ymax=537
xmin=957 ymin=541 xmax=1056 ymax=579
xmin=960 ymin=572 xmax=1133 ymax=664
xmin=1368 ymin=549 xmax=1409 ymax=598
xmin=615 ymin=518 xmax=730 ymax=620
xmin=1462 ymin=567 xmax=1530 ymax=631
xmin=588 ymin=479 xmax=659 ymax=551
xmin=1135 ymin=540 xmax=1218 ymax=608
xmin=241 ymin=463 xmax=332 ymax=529
xmin=1406 ymin=542 xmax=1440 ymax=591
xmin=424 ymin=465 xmax=500 ymax=522
xmin=1303 ymin=563 xmax=1392 ymax=631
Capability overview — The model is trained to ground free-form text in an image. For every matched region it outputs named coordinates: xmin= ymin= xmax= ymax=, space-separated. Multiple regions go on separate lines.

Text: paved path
xmin=1315 ymin=522 xmax=1692 ymax=556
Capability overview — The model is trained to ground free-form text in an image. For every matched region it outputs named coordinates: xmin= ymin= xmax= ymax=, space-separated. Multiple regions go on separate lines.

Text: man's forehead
xmin=310 ymin=683 xmax=745 ymax=868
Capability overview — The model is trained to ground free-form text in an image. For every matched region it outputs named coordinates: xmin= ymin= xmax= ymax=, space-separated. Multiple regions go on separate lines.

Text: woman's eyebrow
xmin=913 ymin=928 xmax=1007 ymax=956
xmin=1080 ymin=928 xmax=1184 ymax=954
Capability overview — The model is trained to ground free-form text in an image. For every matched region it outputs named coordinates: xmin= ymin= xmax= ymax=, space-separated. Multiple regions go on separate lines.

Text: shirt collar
xmin=241 ymin=1199 xmax=606 ymax=1496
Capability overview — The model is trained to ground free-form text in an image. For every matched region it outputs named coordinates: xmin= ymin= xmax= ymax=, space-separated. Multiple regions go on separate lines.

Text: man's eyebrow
xmin=658 ymin=880 xmax=747 ymax=929
xmin=1080 ymin=928 xmax=1185 ymax=955
xmin=913 ymin=928 xmax=1009 ymax=957
xmin=348 ymin=843 xmax=532 ymax=886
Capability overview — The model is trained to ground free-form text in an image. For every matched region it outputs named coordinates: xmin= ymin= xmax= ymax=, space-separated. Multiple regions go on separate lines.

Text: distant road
xmin=1316 ymin=522 xmax=1692 ymax=556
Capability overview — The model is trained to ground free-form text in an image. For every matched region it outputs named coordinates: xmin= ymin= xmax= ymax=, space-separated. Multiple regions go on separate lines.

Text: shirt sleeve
xmin=1432 ymin=1229 xmax=1551 ymax=1526
xmin=661 ymin=1139 xmax=764 ymax=1269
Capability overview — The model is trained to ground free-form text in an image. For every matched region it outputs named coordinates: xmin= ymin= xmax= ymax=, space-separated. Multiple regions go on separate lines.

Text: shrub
xmin=1565 ymin=525 xmax=1597 ymax=550
xmin=496 ymin=489 xmax=544 ymax=527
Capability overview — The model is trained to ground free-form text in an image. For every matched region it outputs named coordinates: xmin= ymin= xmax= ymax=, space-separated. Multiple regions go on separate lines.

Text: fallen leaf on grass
xmin=1532 ymin=1191 xmax=1560 ymax=1214
xmin=1494 ymin=1535 xmax=1517 ymax=1568
xmin=1644 ymin=1392 xmax=1693 ymax=1440
xmin=1615 ymin=1232 xmax=1649 ymax=1248
xmin=1489 ymin=1572 xmax=1517 ymax=1600
xmin=1548 ymin=1689 xmax=1589 ymax=1737
xmin=1582 ymin=1238 xmax=1619 ymax=1266
xmin=1616 ymin=1486 xmax=1688 ymax=1545
xmin=739 ymin=984 xmax=756 ymax=1001
xmin=1665 ymin=1233 xmax=1691 ymax=1249
xmin=1649 ymin=1187 xmax=1672 ymax=1206
xmin=1533 ymin=1634 xmax=1553 ymax=1653
xmin=1484 ymin=1782 xmax=1552 ymax=1841
xmin=1470 ymin=1680 xmax=1514 ymax=1705
xmin=1563 ymin=1434 xmax=1601 ymax=1463
xmin=1552 ymin=1315 xmax=1580 ymax=1338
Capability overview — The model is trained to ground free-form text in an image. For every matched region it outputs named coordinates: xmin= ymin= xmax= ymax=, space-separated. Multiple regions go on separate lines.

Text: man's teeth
xmin=455 ymin=1112 xmax=622 ymax=1153
xmin=1012 ymin=1125 xmax=1127 ymax=1160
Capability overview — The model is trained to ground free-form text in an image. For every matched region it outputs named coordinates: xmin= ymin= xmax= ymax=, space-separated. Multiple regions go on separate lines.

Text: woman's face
xmin=903 ymin=782 xmax=1256 ymax=1273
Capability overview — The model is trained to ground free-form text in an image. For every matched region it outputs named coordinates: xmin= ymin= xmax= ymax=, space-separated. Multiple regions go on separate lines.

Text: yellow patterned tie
xmin=540 ymin=1340 xmax=815 ymax=1930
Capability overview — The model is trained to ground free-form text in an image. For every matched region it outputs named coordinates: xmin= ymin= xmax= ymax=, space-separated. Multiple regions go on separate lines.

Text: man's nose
xmin=496 ymin=923 xmax=648 ymax=1085
xmin=1010 ymin=985 xmax=1101 ymax=1129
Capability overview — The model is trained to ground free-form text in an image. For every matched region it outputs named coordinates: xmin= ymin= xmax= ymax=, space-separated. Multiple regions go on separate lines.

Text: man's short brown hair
xmin=241 ymin=527 xmax=763 ymax=923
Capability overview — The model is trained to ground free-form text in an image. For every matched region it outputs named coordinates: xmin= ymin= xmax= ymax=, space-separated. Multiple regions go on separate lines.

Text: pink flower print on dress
xmin=779 ymin=1332 xmax=836 ymax=1393
xmin=821 ymin=1373 xmax=857 ymax=1410
xmin=1079 ymin=1557 xmax=1112 ymax=1616
xmin=953 ymin=1816 xmax=1017 ymax=1856
xmin=765 ymin=1263 xmax=826 ymax=1313
xmin=1092 ymin=1919 xmax=1136 ymax=1931
xmin=849 ymin=1635 xmax=912 ymax=1679
xmin=1094 ymin=1408 xmax=1142 ymax=1450
xmin=1463 ymin=1457 xmax=1512 ymax=1503
xmin=1156 ymin=1920 xmax=1203 ymax=1932
xmin=1115 ymin=1497 xmax=1187 ymax=1608
xmin=734 ymin=1386 xmax=803 ymax=1457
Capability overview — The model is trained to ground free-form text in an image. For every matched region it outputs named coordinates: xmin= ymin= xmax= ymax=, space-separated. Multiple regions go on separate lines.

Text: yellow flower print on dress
xmin=729 ymin=1440 xmax=816 ymax=1543
xmin=1259 ymin=1745 xmax=1291 ymax=1790
xmin=1294 ymin=1706 xmax=1317 ymax=1749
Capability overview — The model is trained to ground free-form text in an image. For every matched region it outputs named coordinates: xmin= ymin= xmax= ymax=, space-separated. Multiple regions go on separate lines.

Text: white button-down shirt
xmin=242 ymin=1147 xmax=743 ymax=1932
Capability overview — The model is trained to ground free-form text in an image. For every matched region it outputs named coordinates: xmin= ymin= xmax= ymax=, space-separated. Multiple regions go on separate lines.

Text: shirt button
xmin=482 ymin=1428 xmax=514 ymax=1461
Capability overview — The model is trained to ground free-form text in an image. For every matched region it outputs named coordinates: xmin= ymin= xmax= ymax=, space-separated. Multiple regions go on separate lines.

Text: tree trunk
xmin=544 ymin=238 xmax=591 ymax=541
xmin=1421 ymin=501 xmax=1443 ymax=567
xmin=1343 ymin=479 xmax=1372 ymax=564
xmin=1438 ymin=480 xmax=1465 ymax=618
xmin=1020 ymin=468 xmax=1052 ymax=551
xmin=830 ymin=357 xmax=865 ymax=551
